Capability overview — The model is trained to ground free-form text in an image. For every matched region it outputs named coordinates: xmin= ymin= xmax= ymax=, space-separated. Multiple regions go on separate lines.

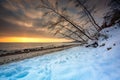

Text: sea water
xmin=0 ymin=42 xmax=65 ymax=55
xmin=0 ymin=43 xmax=54 ymax=50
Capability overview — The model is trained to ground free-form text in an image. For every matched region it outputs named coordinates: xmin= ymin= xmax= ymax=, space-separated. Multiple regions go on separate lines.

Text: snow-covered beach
xmin=0 ymin=0 xmax=120 ymax=79
xmin=0 ymin=43 xmax=79 ymax=65
xmin=0 ymin=25 xmax=120 ymax=80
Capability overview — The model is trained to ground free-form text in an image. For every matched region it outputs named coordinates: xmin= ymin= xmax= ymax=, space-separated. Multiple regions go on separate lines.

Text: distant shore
xmin=0 ymin=43 xmax=80 ymax=65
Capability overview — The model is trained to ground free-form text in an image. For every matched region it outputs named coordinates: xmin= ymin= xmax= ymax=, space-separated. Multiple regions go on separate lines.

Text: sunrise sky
xmin=0 ymin=0 xmax=107 ymax=43
xmin=0 ymin=37 xmax=72 ymax=43
xmin=0 ymin=0 xmax=72 ymax=43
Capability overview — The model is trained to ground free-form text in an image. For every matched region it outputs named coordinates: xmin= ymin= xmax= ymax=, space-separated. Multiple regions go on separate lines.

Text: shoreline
xmin=0 ymin=44 xmax=80 ymax=65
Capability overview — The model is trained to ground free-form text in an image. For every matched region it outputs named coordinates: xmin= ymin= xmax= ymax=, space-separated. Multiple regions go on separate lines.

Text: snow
xmin=0 ymin=25 xmax=120 ymax=80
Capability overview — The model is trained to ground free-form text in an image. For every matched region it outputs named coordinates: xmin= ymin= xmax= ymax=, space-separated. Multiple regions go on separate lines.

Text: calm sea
xmin=0 ymin=42 xmax=62 ymax=51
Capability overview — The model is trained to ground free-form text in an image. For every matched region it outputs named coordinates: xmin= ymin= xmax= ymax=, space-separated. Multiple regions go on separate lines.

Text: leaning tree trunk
xmin=76 ymin=0 xmax=101 ymax=31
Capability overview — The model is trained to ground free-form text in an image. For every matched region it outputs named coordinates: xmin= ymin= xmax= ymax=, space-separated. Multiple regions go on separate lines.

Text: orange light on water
xmin=0 ymin=37 xmax=72 ymax=43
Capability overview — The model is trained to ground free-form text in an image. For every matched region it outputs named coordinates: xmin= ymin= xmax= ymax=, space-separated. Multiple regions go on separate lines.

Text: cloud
xmin=0 ymin=0 xmax=53 ymax=38
xmin=2 ymin=16 xmax=33 ymax=28
xmin=24 ymin=9 xmax=43 ymax=19
xmin=0 ymin=0 xmax=108 ymax=39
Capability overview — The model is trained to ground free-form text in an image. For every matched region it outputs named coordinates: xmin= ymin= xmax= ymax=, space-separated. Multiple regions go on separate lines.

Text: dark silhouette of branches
xmin=59 ymin=32 xmax=82 ymax=42
xmin=60 ymin=25 xmax=86 ymax=42
xmin=75 ymin=0 xmax=101 ymax=31
xmin=37 ymin=0 xmax=93 ymax=41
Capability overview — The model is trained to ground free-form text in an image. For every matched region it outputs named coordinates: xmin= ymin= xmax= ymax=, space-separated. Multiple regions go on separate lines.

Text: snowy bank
xmin=0 ymin=25 xmax=120 ymax=80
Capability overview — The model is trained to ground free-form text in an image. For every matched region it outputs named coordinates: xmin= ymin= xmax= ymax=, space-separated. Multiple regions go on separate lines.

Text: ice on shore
xmin=0 ymin=25 xmax=120 ymax=80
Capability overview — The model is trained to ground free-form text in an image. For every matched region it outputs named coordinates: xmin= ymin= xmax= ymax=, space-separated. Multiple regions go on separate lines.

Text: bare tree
xmin=37 ymin=0 xmax=93 ymax=42
xmin=73 ymin=0 xmax=101 ymax=31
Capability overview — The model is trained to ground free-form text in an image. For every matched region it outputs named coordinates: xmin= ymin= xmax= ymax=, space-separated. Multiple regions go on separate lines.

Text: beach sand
xmin=0 ymin=43 xmax=80 ymax=65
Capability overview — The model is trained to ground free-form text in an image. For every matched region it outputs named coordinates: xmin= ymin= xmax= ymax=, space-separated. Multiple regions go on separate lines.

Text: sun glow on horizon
xmin=0 ymin=37 xmax=72 ymax=43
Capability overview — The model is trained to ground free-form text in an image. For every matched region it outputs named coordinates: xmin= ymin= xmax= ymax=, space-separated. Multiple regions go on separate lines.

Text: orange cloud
xmin=2 ymin=18 xmax=33 ymax=28
xmin=0 ymin=37 xmax=72 ymax=43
